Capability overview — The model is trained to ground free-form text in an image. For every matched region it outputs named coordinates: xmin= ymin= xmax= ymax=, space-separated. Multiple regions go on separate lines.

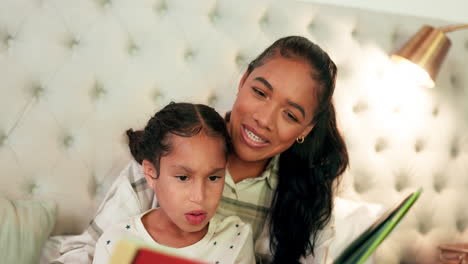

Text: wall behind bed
xmin=1 ymin=0 xmax=467 ymax=263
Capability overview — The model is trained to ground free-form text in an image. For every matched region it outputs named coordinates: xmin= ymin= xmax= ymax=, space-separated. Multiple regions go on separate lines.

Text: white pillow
xmin=0 ymin=197 xmax=56 ymax=264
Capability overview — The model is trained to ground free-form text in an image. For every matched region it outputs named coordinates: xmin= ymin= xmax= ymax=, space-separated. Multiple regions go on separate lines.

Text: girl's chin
xmin=180 ymin=223 xmax=209 ymax=234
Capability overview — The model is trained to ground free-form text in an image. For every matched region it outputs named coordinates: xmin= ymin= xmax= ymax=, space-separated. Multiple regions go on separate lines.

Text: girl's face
xmin=143 ymin=132 xmax=227 ymax=234
xmin=229 ymin=56 xmax=318 ymax=163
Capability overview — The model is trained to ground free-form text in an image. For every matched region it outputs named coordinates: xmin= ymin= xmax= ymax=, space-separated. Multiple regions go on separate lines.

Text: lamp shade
xmin=391 ymin=25 xmax=451 ymax=88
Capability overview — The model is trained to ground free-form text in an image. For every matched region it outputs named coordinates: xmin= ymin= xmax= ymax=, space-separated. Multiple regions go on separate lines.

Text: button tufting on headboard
xmin=207 ymin=93 xmax=218 ymax=107
xmin=152 ymin=89 xmax=164 ymax=104
xmin=374 ymin=138 xmax=388 ymax=153
xmin=259 ymin=12 xmax=269 ymax=27
xmin=127 ymin=41 xmax=139 ymax=56
xmin=352 ymin=101 xmax=368 ymax=114
xmin=154 ymin=0 xmax=168 ymax=16
xmin=450 ymin=74 xmax=460 ymax=89
xmin=456 ymin=217 xmax=468 ymax=233
xmin=87 ymin=173 xmax=98 ymax=199
xmin=414 ymin=139 xmax=425 ymax=153
xmin=62 ymin=134 xmax=74 ymax=149
xmin=96 ymin=0 xmax=111 ymax=9
xmin=3 ymin=33 xmax=14 ymax=48
xmin=235 ymin=53 xmax=247 ymax=68
xmin=90 ymin=81 xmax=107 ymax=100
xmin=450 ymin=140 xmax=460 ymax=159
xmin=0 ymin=131 xmax=6 ymax=147
xmin=394 ymin=171 xmax=409 ymax=192
xmin=24 ymin=181 xmax=39 ymax=196
xmin=66 ymin=37 xmax=80 ymax=50
xmin=184 ymin=48 xmax=195 ymax=62
xmin=208 ymin=9 xmax=220 ymax=24
xmin=433 ymin=173 xmax=446 ymax=193
xmin=418 ymin=218 xmax=432 ymax=235
xmin=352 ymin=170 xmax=372 ymax=194
xmin=351 ymin=27 xmax=360 ymax=39
xmin=432 ymin=105 xmax=439 ymax=117
xmin=31 ymin=84 xmax=45 ymax=99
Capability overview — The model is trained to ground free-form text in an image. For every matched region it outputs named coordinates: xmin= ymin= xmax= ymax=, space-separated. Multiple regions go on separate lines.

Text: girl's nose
xmin=189 ymin=181 xmax=205 ymax=203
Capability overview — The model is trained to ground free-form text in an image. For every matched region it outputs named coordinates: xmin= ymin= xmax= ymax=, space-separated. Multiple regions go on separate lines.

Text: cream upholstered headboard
xmin=1 ymin=0 xmax=467 ymax=263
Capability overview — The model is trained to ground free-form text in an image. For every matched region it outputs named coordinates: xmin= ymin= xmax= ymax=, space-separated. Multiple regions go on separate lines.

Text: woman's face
xmin=143 ymin=132 xmax=227 ymax=234
xmin=229 ymin=55 xmax=318 ymax=163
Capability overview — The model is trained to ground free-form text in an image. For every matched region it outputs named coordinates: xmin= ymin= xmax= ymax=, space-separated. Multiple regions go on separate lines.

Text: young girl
xmin=92 ymin=102 xmax=255 ymax=264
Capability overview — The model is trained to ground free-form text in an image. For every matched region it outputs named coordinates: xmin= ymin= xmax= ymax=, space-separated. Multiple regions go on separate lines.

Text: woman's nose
xmin=253 ymin=105 xmax=274 ymax=131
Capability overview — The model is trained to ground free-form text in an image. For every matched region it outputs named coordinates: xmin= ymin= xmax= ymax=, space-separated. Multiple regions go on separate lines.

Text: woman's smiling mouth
xmin=241 ymin=125 xmax=269 ymax=147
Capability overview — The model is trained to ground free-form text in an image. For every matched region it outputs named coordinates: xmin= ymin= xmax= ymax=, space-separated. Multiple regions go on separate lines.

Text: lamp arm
xmin=438 ymin=24 xmax=468 ymax=33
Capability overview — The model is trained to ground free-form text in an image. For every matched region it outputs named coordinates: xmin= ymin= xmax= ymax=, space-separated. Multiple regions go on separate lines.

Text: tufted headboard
xmin=1 ymin=0 xmax=467 ymax=263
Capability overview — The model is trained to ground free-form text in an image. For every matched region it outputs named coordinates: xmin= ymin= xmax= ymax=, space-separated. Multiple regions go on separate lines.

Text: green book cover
xmin=334 ymin=188 xmax=422 ymax=264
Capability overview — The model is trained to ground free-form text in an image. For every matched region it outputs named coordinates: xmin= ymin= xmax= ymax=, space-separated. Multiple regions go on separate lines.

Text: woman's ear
xmin=301 ymin=123 xmax=315 ymax=139
xmin=142 ymin=160 xmax=156 ymax=188
xmin=238 ymin=70 xmax=250 ymax=92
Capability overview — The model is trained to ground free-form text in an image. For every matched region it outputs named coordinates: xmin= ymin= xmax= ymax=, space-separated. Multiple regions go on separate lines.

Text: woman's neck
xmin=227 ymin=153 xmax=270 ymax=184
xmin=142 ymin=209 xmax=208 ymax=248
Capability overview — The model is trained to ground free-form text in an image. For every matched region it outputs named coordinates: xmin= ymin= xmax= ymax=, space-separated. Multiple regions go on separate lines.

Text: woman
xmin=55 ymin=36 xmax=348 ymax=264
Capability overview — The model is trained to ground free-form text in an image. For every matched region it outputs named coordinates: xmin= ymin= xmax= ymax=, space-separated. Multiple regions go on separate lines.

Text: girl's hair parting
xmin=126 ymin=102 xmax=232 ymax=177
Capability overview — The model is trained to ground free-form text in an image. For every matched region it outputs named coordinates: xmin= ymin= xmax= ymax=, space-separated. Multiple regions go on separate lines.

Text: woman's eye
xmin=208 ymin=176 xmax=221 ymax=182
xmin=176 ymin=175 xmax=189 ymax=181
xmin=252 ymin=87 xmax=266 ymax=97
xmin=286 ymin=112 xmax=299 ymax=122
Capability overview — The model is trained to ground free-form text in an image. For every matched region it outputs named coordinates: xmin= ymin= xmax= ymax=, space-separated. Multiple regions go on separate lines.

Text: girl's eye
xmin=208 ymin=176 xmax=221 ymax=182
xmin=176 ymin=175 xmax=189 ymax=181
xmin=252 ymin=87 xmax=266 ymax=97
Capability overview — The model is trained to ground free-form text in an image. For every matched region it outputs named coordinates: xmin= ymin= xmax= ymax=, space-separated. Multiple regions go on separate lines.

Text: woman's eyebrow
xmin=254 ymin=77 xmax=273 ymax=91
xmin=287 ymin=100 xmax=305 ymax=118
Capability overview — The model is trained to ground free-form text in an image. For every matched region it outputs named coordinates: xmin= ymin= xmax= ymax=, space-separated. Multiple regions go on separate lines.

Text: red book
xmin=109 ymin=239 xmax=207 ymax=264
xmin=132 ymin=248 xmax=206 ymax=264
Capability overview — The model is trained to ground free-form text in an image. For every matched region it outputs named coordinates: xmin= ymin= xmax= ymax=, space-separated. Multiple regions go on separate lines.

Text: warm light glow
xmin=362 ymin=56 xmax=433 ymax=140
xmin=390 ymin=55 xmax=435 ymax=88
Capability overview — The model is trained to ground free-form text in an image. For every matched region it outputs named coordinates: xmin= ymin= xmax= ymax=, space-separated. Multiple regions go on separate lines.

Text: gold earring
xmin=296 ymin=136 xmax=305 ymax=144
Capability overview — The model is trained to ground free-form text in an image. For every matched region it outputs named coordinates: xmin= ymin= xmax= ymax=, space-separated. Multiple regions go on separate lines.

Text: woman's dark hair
xmin=126 ymin=102 xmax=232 ymax=177
xmin=247 ymin=36 xmax=349 ymax=263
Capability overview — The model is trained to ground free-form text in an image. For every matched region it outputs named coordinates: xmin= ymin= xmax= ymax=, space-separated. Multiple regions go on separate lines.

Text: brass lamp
xmin=391 ymin=24 xmax=468 ymax=88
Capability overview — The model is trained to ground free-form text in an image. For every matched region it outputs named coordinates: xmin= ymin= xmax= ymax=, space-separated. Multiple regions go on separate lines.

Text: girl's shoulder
xmin=96 ymin=219 xmax=138 ymax=257
xmin=210 ymin=214 xmax=252 ymax=240
xmin=98 ymin=211 xmax=148 ymax=246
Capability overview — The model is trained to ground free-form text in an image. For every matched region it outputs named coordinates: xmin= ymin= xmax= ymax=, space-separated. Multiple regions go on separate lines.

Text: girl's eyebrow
xmin=173 ymin=165 xmax=225 ymax=175
xmin=173 ymin=165 xmax=193 ymax=173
